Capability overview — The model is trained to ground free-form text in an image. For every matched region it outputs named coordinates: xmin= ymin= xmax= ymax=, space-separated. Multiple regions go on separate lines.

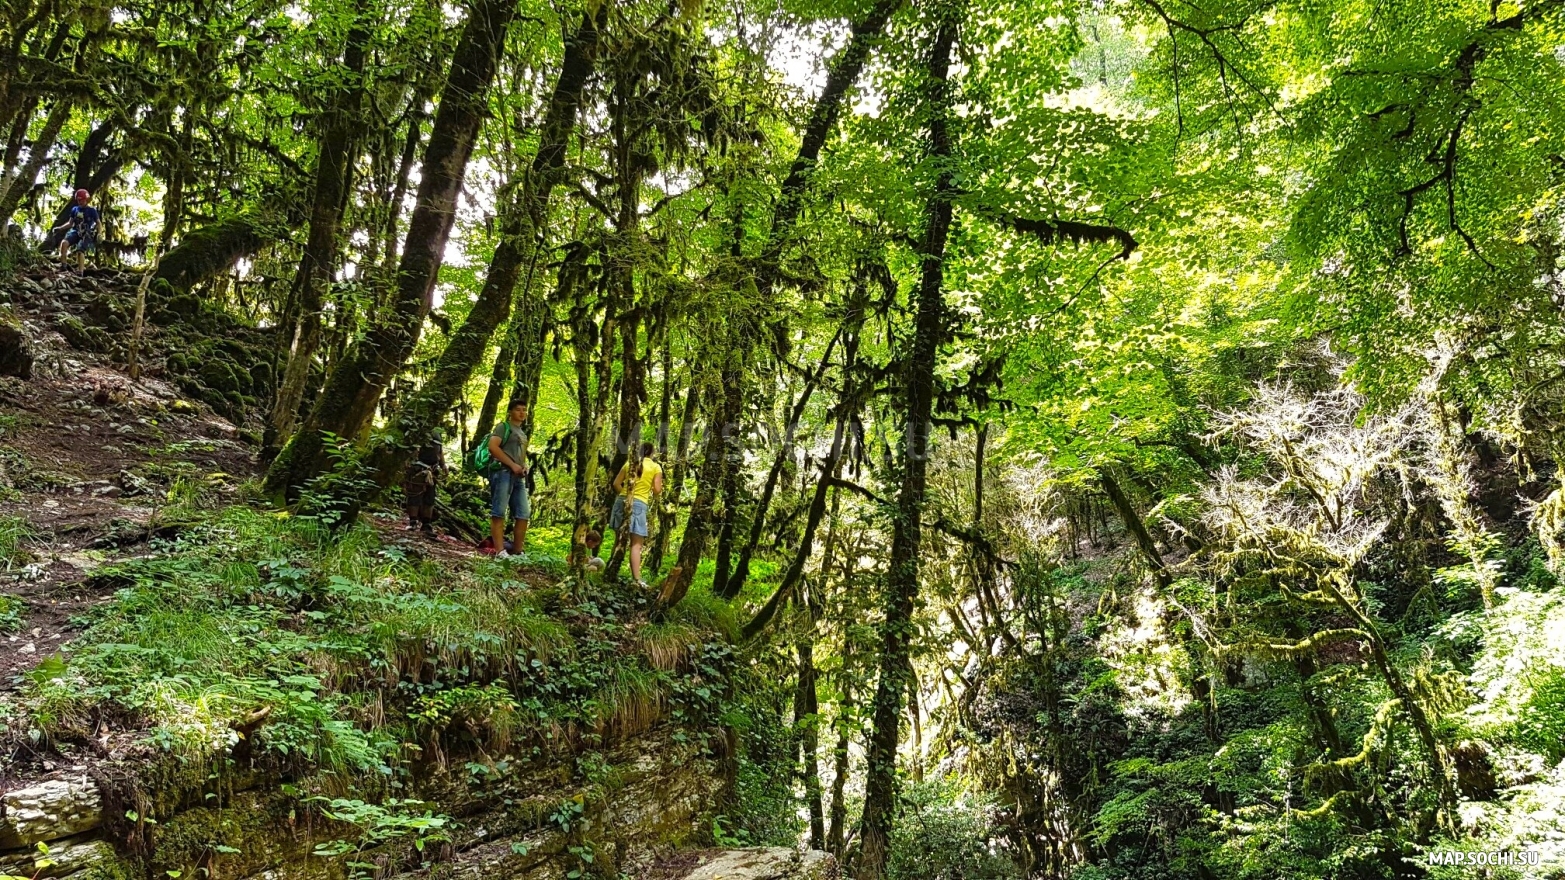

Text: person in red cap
xmin=52 ymin=189 xmax=99 ymax=271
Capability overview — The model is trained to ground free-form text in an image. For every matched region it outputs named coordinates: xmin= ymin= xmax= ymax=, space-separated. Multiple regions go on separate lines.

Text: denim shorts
xmin=487 ymin=469 xmax=530 ymax=520
xmin=65 ymin=229 xmax=96 ymax=253
xmin=609 ymin=496 xmax=649 ymax=538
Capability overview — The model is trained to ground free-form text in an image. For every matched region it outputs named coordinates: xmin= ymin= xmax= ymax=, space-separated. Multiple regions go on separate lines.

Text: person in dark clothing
xmin=404 ymin=428 xmax=447 ymax=534
xmin=53 ymin=189 xmax=99 ymax=271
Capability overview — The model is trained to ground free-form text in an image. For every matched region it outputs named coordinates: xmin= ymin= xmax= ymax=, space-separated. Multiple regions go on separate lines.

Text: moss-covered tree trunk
xmin=264 ymin=0 xmax=517 ymax=499
xmin=151 ymin=214 xmax=271 ymax=293
xmin=0 ymin=97 xmax=70 ymax=223
xmin=648 ymin=371 xmax=699 ymax=575
xmin=855 ymin=6 xmax=958 ymax=875
xmin=659 ymin=357 xmax=741 ymax=606
xmin=721 ymin=327 xmax=840 ymax=599
xmin=355 ymin=7 xmax=607 ymax=499
xmin=267 ymin=10 xmax=370 ymax=453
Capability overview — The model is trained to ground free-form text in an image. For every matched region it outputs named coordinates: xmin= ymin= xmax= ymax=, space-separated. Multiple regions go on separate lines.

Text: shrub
xmin=1514 ymin=666 xmax=1565 ymax=763
xmin=888 ymin=777 xmax=1021 ymax=880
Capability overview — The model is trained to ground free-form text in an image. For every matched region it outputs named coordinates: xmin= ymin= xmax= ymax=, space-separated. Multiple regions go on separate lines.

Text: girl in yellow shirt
xmin=609 ymin=442 xmax=663 ymax=588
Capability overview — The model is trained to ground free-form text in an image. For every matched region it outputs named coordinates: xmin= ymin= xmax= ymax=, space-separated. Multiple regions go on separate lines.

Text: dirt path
xmin=1 ymin=267 xmax=260 ymax=690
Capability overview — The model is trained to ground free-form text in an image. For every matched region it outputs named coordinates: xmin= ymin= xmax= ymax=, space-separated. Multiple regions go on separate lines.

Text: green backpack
xmin=465 ymin=423 xmax=510 ymax=475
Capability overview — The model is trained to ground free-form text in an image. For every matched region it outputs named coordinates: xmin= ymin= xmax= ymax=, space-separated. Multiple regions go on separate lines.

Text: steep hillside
xmin=0 ymin=266 xmax=826 ymax=880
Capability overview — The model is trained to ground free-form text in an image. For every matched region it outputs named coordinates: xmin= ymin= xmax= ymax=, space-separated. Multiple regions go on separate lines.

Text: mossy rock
xmin=151 ymin=290 xmax=201 ymax=326
xmin=84 ymin=296 xmax=128 ymax=331
xmin=0 ymin=305 xmax=31 ymax=379
xmin=199 ymin=360 xmax=241 ymax=395
xmin=174 ymin=373 xmax=206 ymax=400
xmin=59 ymin=315 xmax=112 ymax=353
xmin=250 ymin=360 xmax=274 ymax=392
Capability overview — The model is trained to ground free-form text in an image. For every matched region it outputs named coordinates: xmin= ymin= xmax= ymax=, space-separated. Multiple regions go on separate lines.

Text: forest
xmin=0 ymin=0 xmax=1564 ymax=876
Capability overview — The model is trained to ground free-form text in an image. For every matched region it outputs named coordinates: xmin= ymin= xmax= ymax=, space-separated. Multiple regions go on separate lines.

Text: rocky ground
xmin=0 ymin=264 xmax=263 ymax=692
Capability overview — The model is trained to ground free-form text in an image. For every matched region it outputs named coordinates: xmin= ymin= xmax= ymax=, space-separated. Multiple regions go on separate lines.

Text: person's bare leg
xmin=630 ymin=534 xmax=645 ymax=583
xmin=513 ymin=519 xmax=528 ymax=553
xmin=490 ymin=517 xmax=506 ymax=551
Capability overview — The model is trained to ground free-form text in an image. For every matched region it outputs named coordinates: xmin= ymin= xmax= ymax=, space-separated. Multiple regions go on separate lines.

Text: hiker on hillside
xmin=404 ymin=428 xmax=446 ymax=535
xmin=52 ymin=189 xmax=98 ymax=271
xmin=608 ymin=442 xmax=663 ymax=588
xmin=484 ymin=398 xmax=530 ymax=559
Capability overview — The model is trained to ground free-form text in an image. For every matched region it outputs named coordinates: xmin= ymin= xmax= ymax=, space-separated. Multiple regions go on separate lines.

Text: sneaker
xmin=635 ymin=579 xmax=650 ymax=590
xmin=496 ymin=550 xmax=512 ymax=559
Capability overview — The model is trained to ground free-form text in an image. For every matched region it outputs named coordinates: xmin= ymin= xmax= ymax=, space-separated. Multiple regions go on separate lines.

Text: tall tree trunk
xmin=268 ymin=10 xmax=371 ymax=452
xmin=648 ymin=374 xmax=699 ymax=575
xmin=475 ymin=331 xmax=516 ymax=442
xmin=264 ymin=0 xmax=517 ymax=499
xmin=381 ymin=68 xmax=437 ymax=273
xmin=659 ymin=359 xmax=741 ymax=608
xmin=855 ymin=6 xmax=958 ymax=876
xmin=761 ymin=0 xmax=905 ymax=271
xmin=0 ymin=17 xmax=70 ymax=197
xmin=710 ymin=418 xmax=744 ymax=594
xmin=740 ymin=385 xmax=857 ymax=640
xmin=827 ymin=634 xmax=856 ymax=859
xmin=797 ymin=636 xmax=826 ymax=851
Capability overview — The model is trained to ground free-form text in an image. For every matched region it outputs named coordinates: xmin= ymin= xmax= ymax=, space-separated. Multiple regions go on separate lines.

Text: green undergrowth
xmin=2 ymin=504 xmax=740 ymax=784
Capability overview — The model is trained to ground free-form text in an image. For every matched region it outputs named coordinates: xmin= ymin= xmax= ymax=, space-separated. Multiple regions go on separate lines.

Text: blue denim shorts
xmin=609 ymin=496 xmax=649 ymax=538
xmin=488 ymin=469 xmax=530 ymax=520
xmin=65 ymin=229 xmax=96 ymax=253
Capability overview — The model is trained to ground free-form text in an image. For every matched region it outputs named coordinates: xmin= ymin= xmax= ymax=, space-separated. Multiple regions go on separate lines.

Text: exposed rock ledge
xmin=1 ymin=726 xmax=731 ymax=880
xmin=680 ymin=847 xmax=837 ymax=879
xmin=0 ymin=777 xmax=102 ymax=849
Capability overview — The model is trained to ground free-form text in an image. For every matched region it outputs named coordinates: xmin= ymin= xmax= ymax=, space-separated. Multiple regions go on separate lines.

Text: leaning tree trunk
xmin=855 ymin=7 xmax=958 ymax=877
xmin=0 ymin=97 xmax=69 ymax=224
xmin=264 ymin=0 xmax=517 ymax=499
xmin=740 ymin=376 xmax=859 ymax=641
xmin=655 ymin=0 xmax=905 ymax=611
xmin=354 ymin=6 xmax=606 ymax=502
xmin=659 ymin=357 xmax=743 ymax=609
xmin=151 ymin=213 xmax=274 ymax=293
xmin=721 ymin=327 xmax=841 ymax=598
xmin=475 ymin=330 xmax=516 ymax=443
xmin=268 ymin=9 xmax=371 ymax=452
